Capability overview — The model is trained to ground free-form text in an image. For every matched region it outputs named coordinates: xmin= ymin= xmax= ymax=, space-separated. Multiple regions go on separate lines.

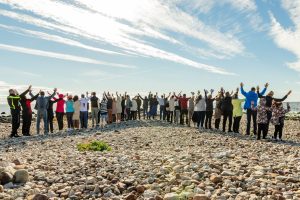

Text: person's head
xmin=161 ymin=95 xmax=163 ymax=98
xmin=251 ymin=87 xmax=256 ymax=92
xmin=126 ymin=95 xmax=130 ymax=99
xmin=232 ymin=93 xmax=238 ymax=99
xmin=259 ymin=98 xmax=266 ymax=106
xmin=40 ymin=91 xmax=45 ymax=97
xmin=154 ymin=95 xmax=157 ymax=98
xmin=59 ymin=94 xmax=64 ymax=99
xmin=145 ymin=96 xmax=147 ymax=99
xmin=91 ymin=92 xmax=96 ymax=96
xmin=9 ymin=89 xmax=15 ymax=95
xmin=68 ymin=95 xmax=73 ymax=100
xmin=225 ymin=92 xmax=230 ymax=97
xmin=73 ymin=95 xmax=79 ymax=102
xmin=267 ymin=91 xmax=274 ymax=97
xmin=81 ymin=94 xmax=85 ymax=98
xmin=208 ymin=94 xmax=212 ymax=99
xmin=183 ymin=94 xmax=186 ymax=98
xmin=171 ymin=95 xmax=174 ymax=99
xmin=113 ymin=97 xmax=116 ymax=101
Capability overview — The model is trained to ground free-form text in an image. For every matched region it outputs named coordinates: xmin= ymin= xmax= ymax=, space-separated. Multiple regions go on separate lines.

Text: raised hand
xmin=256 ymin=86 xmax=260 ymax=91
xmin=265 ymin=83 xmax=269 ymax=88
xmin=54 ymin=88 xmax=57 ymax=92
xmin=287 ymin=90 xmax=292 ymax=95
xmin=210 ymin=89 xmax=214 ymax=94
xmin=28 ymin=85 xmax=32 ymax=90
xmin=240 ymin=82 xmax=244 ymax=87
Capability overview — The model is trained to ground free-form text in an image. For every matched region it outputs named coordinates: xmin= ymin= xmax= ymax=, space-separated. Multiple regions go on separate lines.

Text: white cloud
xmin=0 ymin=0 xmax=239 ymax=74
xmin=269 ymin=0 xmax=300 ymax=72
xmin=0 ymin=24 xmax=127 ymax=56
xmin=0 ymin=43 xmax=135 ymax=68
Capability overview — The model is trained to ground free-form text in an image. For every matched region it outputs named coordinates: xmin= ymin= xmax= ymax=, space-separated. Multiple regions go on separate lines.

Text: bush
xmin=77 ymin=140 xmax=112 ymax=152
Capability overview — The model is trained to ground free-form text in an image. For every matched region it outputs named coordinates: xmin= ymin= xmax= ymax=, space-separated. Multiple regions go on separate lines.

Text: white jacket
xmin=169 ymin=98 xmax=175 ymax=111
xmin=194 ymin=99 xmax=206 ymax=111
xmin=131 ymin=99 xmax=138 ymax=111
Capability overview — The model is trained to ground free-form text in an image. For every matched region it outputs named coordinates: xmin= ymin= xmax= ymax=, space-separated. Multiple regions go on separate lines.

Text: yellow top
xmin=232 ymin=99 xmax=245 ymax=117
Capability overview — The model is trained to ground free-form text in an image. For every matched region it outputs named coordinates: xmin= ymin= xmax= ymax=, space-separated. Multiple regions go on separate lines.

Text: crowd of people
xmin=7 ymin=83 xmax=292 ymax=141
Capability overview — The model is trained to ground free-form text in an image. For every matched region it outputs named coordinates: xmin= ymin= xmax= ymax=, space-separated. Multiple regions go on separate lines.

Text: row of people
xmin=7 ymin=84 xmax=292 ymax=141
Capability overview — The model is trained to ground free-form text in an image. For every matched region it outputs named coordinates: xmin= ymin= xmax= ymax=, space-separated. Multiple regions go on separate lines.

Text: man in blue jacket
xmin=240 ymin=82 xmax=268 ymax=135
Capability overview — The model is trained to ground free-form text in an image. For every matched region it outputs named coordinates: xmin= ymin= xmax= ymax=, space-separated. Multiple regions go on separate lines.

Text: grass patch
xmin=77 ymin=140 xmax=112 ymax=152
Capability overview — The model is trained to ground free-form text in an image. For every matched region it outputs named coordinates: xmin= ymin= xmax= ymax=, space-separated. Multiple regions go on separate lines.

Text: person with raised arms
xmin=7 ymin=85 xmax=32 ymax=137
xmin=240 ymin=82 xmax=268 ymax=136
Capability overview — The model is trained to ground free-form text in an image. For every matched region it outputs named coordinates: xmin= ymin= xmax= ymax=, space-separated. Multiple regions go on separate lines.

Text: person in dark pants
xmin=138 ymin=93 xmax=150 ymax=119
xmin=257 ymin=89 xmax=291 ymax=138
xmin=253 ymin=98 xmax=270 ymax=140
xmin=204 ymin=89 xmax=215 ymax=129
xmin=240 ymin=82 xmax=268 ymax=135
xmin=232 ymin=88 xmax=245 ymax=134
xmin=271 ymin=102 xmax=290 ymax=141
xmin=53 ymin=93 xmax=65 ymax=131
xmin=20 ymin=89 xmax=39 ymax=136
xmin=214 ymin=89 xmax=224 ymax=130
xmin=7 ymin=85 xmax=32 ymax=137
xmin=47 ymin=99 xmax=55 ymax=133
xmin=121 ymin=96 xmax=126 ymax=121
xmin=221 ymin=92 xmax=233 ymax=133
xmin=136 ymin=96 xmax=142 ymax=120
xmin=174 ymin=93 xmax=191 ymax=125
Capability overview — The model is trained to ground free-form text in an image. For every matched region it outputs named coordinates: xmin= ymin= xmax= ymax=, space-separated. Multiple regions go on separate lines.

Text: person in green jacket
xmin=232 ymin=88 xmax=245 ymax=133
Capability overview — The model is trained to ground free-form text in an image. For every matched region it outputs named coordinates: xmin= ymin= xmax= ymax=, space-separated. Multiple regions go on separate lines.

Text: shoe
xmin=13 ymin=134 xmax=21 ymax=138
xmin=24 ymin=134 xmax=31 ymax=136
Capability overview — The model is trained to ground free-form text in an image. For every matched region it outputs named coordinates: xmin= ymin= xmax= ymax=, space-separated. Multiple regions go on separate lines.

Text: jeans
xmin=80 ymin=111 xmax=88 ymax=129
xmin=66 ymin=112 xmax=74 ymax=128
xmin=222 ymin=110 xmax=233 ymax=132
xmin=10 ymin=109 xmax=20 ymax=136
xmin=246 ymin=109 xmax=257 ymax=135
xmin=159 ymin=105 xmax=165 ymax=120
xmin=175 ymin=110 xmax=180 ymax=124
xmin=143 ymin=106 xmax=148 ymax=119
xmin=198 ymin=111 xmax=206 ymax=128
xmin=56 ymin=112 xmax=64 ymax=131
xmin=37 ymin=109 xmax=48 ymax=134
xmin=233 ymin=116 xmax=242 ymax=133
xmin=205 ymin=111 xmax=213 ymax=129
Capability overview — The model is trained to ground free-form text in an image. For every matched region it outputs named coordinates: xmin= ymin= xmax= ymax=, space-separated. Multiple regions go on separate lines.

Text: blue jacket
xmin=241 ymin=87 xmax=267 ymax=109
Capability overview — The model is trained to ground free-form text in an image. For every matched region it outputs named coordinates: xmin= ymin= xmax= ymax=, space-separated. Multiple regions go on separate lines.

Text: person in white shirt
xmin=168 ymin=95 xmax=175 ymax=123
xmin=131 ymin=97 xmax=138 ymax=120
xmin=79 ymin=92 xmax=90 ymax=129
xmin=194 ymin=93 xmax=206 ymax=129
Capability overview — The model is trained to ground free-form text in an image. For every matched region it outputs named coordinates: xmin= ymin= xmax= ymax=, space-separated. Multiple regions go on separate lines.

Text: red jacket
xmin=176 ymin=96 xmax=191 ymax=109
xmin=54 ymin=95 xmax=65 ymax=113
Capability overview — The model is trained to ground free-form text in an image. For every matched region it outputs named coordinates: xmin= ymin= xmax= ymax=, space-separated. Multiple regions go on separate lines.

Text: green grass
xmin=77 ymin=140 xmax=112 ymax=152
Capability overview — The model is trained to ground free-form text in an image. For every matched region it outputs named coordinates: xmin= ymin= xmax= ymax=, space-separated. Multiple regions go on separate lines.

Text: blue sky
xmin=0 ymin=0 xmax=300 ymax=103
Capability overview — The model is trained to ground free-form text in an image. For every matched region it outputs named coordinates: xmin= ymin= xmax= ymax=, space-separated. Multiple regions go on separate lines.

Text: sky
xmin=0 ymin=0 xmax=300 ymax=104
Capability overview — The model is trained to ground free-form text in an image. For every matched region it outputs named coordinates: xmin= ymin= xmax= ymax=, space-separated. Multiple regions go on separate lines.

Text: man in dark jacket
xmin=7 ymin=85 xmax=32 ymax=137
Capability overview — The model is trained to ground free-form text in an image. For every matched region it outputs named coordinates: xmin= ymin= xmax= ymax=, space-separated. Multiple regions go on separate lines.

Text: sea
xmin=1 ymin=102 xmax=300 ymax=115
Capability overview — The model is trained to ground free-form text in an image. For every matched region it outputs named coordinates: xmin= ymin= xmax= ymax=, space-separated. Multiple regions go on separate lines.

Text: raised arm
xmin=20 ymin=85 xmax=31 ymax=98
xmin=259 ymin=83 xmax=268 ymax=96
xmin=274 ymin=90 xmax=292 ymax=102
xmin=49 ymin=88 xmax=57 ymax=99
xmin=138 ymin=93 xmax=144 ymax=100
xmin=240 ymin=83 xmax=247 ymax=97
xmin=29 ymin=91 xmax=39 ymax=101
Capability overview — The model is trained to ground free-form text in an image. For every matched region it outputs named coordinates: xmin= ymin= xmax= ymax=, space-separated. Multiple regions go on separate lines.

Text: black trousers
xmin=205 ymin=111 xmax=213 ymax=129
xmin=56 ymin=112 xmax=64 ymax=131
xmin=274 ymin=123 xmax=284 ymax=140
xmin=48 ymin=110 xmax=54 ymax=133
xmin=180 ymin=109 xmax=189 ymax=125
xmin=222 ymin=110 xmax=233 ymax=132
xmin=246 ymin=109 xmax=257 ymax=135
xmin=11 ymin=109 xmax=20 ymax=136
xmin=265 ymin=111 xmax=272 ymax=137
xmin=167 ymin=111 xmax=174 ymax=123
xmin=121 ymin=106 xmax=125 ymax=121
xmin=233 ymin=116 xmax=242 ymax=133
xmin=22 ymin=111 xmax=32 ymax=135
xmin=143 ymin=106 xmax=148 ymax=119
xmin=198 ymin=111 xmax=206 ymax=128
xmin=258 ymin=123 xmax=268 ymax=140
xmin=215 ymin=118 xmax=221 ymax=130
xmin=66 ymin=112 xmax=74 ymax=128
